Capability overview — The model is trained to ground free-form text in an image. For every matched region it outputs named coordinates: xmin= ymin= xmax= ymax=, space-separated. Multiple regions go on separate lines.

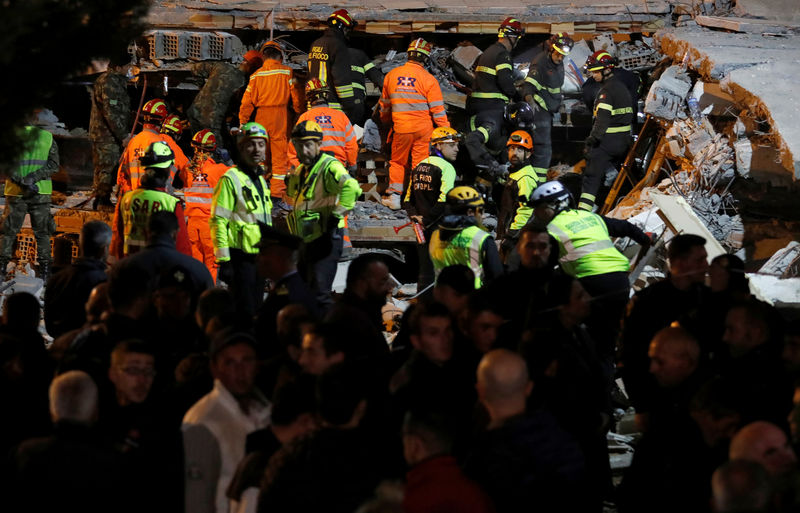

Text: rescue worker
xmin=287 ymin=78 xmax=358 ymax=171
xmin=187 ymin=50 xmax=263 ymax=151
xmin=464 ymin=101 xmax=535 ymax=191
xmin=498 ymin=130 xmax=539 ymax=250
xmin=582 ymin=64 xmax=641 ymax=134
xmin=580 ymin=51 xmax=634 ymax=212
xmin=159 ymin=114 xmax=190 ymax=191
xmin=117 ymin=98 xmax=169 ymax=195
xmin=285 ymin=120 xmax=361 ymax=310
xmin=0 ymin=121 xmax=58 ymax=279
xmin=239 ymin=41 xmax=303 ymax=198
xmin=88 ymin=64 xmax=131 ymax=209
xmin=184 ymin=129 xmax=230 ymax=281
xmin=404 ymin=126 xmax=460 ymax=290
xmin=210 ymin=122 xmax=272 ymax=317
xmin=531 ymin=180 xmax=651 ymax=363
xmin=379 ymin=38 xmax=450 ymax=210
xmin=521 ymin=32 xmax=574 ymax=184
xmin=349 ymin=47 xmax=385 ymax=126
xmin=466 ymin=17 xmax=523 ymax=168
xmin=308 ymin=9 xmax=357 ymax=121
xmin=111 ymin=141 xmax=191 ymax=259
xmin=429 ymin=186 xmax=503 ymax=289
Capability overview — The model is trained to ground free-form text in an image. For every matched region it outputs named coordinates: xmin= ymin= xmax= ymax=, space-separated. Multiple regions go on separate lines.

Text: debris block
xmin=734 ymin=138 xmax=752 ymax=178
xmin=449 ymin=43 xmax=482 ymax=70
xmin=758 ymin=241 xmax=800 ymax=277
xmin=691 ymin=81 xmax=737 ymax=117
xmin=644 ymin=65 xmax=692 ymax=120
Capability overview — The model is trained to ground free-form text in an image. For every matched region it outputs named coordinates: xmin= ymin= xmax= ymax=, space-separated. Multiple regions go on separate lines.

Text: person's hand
xmin=410 ymin=215 xmax=424 ymax=225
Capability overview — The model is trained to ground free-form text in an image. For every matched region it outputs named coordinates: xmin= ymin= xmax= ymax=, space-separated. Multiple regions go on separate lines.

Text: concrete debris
xmin=644 ymin=65 xmax=692 ymax=120
xmin=615 ymin=38 xmax=661 ymax=71
xmin=449 ymin=43 xmax=482 ymax=71
xmin=747 ymin=274 xmax=800 ymax=307
xmin=362 ymin=119 xmax=382 ymax=153
xmin=348 ymin=201 xmax=409 ymax=229
xmin=691 ymin=81 xmax=737 ymax=118
xmin=758 ymin=241 xmax=800 ymax=278
xmin=734 ymin=138 xmax=753 ymax=178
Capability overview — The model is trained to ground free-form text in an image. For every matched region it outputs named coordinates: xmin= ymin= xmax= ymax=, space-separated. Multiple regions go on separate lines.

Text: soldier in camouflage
xmin=89 ymin=67 xmax=132 ymax=209
xmin=186 ymin=52 xmax=263 ymax=152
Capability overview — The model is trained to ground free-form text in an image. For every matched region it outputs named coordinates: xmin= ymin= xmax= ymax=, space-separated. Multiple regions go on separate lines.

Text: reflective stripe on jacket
xmin=590 ymin=76 xmax=634 ymax=139
xmin=506 ymin=164 xmax=539 ymax=230
xmin=285 ymin=153 xmax=361 ymax=243
xmin=117 ymin=128 xmax=162 ymax=194
xmin=6 ymin=126 xmax=53 ymax=196
xmin=184 ymin=157 xmax=230 ymax=217
xmin=210 ymin=167 xmax=272 ymax=261
xmin=287 ymin=106 xmax=358 ymax=168
xmin=470 ymin=41 xmax=516 ymax=106
xmin=379 ymin=61 xmax=450 ymax=134
xmin=547 ymin=209 xmax=630 ymax=278
xmin=429 ymin=224 xmax=489 ymax=288
xmin=521 ymin=47 xmax=565 ymax=113
xmin=239 ymin=59 xmax=298 ymax=125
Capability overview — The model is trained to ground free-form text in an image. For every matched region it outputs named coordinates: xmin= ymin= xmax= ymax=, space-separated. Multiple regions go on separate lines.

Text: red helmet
xmin=550 ymin=33 xmax=574 ymax=55
xmin=141 ymin=99 xmax=168 ymax=121
xmin=407 ymin=38 xmax=433 ymax=59
xmin=328 ymin=9 xmax=355 ymax=29
xmin=584 ymin=51 xmax=616 ymax=73
xmin=160 ymin=115 xmax=185 ymax=136
xmin=499 ymin=17 xmax=524 ymax=38
xmin=191 ymin=129 xmax=217 ymax=152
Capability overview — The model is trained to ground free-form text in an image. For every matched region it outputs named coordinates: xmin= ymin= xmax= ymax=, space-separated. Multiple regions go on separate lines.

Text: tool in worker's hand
xmin=393 ymin=221 xmax=412 ymax=234
xmin=412 ymin=222 xmax=426 ymax=244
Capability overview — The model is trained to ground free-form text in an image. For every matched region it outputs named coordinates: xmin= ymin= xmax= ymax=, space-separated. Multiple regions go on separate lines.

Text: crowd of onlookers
xmin=3 ymin=212 xmax=800 ymax=513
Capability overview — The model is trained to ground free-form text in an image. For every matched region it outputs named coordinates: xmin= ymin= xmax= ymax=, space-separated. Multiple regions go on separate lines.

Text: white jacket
xmin=182 ymin=380 xmax=270 ymax=513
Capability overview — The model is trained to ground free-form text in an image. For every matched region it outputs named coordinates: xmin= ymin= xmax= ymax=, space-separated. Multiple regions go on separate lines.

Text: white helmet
xmin=530 ymin=181 xmax=573 ymax=211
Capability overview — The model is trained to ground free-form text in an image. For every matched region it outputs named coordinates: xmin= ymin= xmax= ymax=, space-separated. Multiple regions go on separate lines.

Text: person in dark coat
xmin=464 ymin=349 xmax=587 ymax=513
xmin=9 ymin=371 xmax=128 ymax=513
xmin=254 ymin=223 xmax=319 ymax=355
xmin=119 ymin=210 xmax=213 ymax=305
xmin=45 ymin=220 xmax=111 ymax=338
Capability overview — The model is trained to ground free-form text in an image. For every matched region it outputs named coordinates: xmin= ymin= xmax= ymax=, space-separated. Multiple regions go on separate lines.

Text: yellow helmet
xmin=291 ymin=120 xmax=323 ymax=141
xmin=446 ymin=186 xmax=484 ymax=208
xmin=430 ymin=127 xmax=461 ymax=145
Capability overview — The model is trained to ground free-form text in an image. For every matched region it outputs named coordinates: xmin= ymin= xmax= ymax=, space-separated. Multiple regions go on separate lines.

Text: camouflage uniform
xmin=89 ymin=70 xmax=131 ymax=200
xmin=1 ymin=130 xmax=59 ymax=269
xmin=186 ymin=62 xmax=246 ymax=149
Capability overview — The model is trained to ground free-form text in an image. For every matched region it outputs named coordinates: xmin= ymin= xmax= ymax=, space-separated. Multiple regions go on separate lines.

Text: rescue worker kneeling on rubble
xmin=580 ymin=51 xmax=634 ymax=212
xmin=286 ymin=120 xmax=361 ymax=310
xmin=531 ymin=180 xmax=652 ymax=364
xmin=111 ymin=141 xmax=191 ymax=259
xmin=404 ymin=126 xmax=461 ymax=290
xmin=498 ymin=130 xmax=541 ymax=257
xmin=429 ymin=186 xmax=503 ymax=289
xmin=210 ymin=122 xmax=272 ymax=317
xmin=185 ymin=129 xmax=230 ymax=281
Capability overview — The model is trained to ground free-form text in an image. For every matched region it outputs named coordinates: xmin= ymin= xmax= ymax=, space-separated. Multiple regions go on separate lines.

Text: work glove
xmin=217 ymin=260 xmax=234 ymax=285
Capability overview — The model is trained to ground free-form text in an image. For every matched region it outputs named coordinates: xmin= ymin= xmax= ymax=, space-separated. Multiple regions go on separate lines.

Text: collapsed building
xmin=7 ymin=0 xmax=800 ymax=307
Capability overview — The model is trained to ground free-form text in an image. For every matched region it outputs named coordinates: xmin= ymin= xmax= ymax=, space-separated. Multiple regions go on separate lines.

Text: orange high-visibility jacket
xmin=379 ymin=61 xmax=450 ymax=134
xmin=239 ymin=59 xmax=303 ymax=125
xmin=184 ymin=157 xmax=230 ymax=218
xmin=287 ymin=106 xmax=358 ymax=168
xmin=117 ymin=127 xmax=162 ymax=194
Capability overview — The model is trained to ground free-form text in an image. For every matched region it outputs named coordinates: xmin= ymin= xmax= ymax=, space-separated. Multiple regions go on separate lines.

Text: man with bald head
xmin=464 ymin=349 xmax=587 ymax=513
xmin=730 ymin=421 xmax=797 ymax=477
xmin=647 ymin=326 xmax=707 ymax=433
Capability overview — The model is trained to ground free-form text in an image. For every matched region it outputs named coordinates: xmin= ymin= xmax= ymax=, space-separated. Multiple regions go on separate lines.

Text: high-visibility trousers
xmin=254 ymin=105 xmax=289 ymax=197
xmin=187 ymin=215 xmax=217 ymax=281
xmin=388 ymin=126 xmax=433 ymax=195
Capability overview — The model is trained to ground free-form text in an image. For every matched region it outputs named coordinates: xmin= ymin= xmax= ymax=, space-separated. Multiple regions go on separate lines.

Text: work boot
xmin=381 ymin=193 xmax=401 ymax=211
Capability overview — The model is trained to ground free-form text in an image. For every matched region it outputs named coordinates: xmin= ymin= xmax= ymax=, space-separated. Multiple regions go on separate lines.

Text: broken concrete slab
xmin=649 ymin=192 xmax=727 ymax=261
xmin=691 ymin=81 xmax=737 ymax=117
xmin=758 ymin=241 xmax=800 ymax=277
xmin=733 ymin=0 xmax=800 ymax=23
xmin=721 ymin=61 xmax=800 ymax=180
xmin=748 ymin=274 xmax=800 ymax=307
xmin=644 ymin=65 xmax=692 ymax=120
xmin=695 ymin=15 xmax=800 ymax=35
xmin=656 ymin=29 xmax=800 ymax=180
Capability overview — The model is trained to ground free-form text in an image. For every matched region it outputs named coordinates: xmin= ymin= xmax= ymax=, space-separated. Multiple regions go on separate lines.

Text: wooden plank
xmin=550 ymin=22 xmax=574 ymax=33
xmin=524 ymin=22 xmax=552 ymax=34
xmin=365 ymin=22 xmax=391 ymax=33
xmin=188 ymin=13 xmax=235 ymax=29
xmin=695 ymin=15 xmax=800 ymax=33
xmin=412 ymin=21 xmax=436 ymax=32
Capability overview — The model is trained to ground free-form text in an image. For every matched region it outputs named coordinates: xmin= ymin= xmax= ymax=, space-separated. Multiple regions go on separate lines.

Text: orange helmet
xmin=507 ymin=130 xmax=533 ymax=150
xmin=499 ymin=17 xmax=524 ymax=38
xmin=141 ymin=99 xmax=168 ymax=122
xmin=260 ymin=40 xmax=284 ymax=59
xmin=160 ymin=115 xmax=186 ymax=136
xmin=191 ymin=129 xmax=217 ymax=152
xmin=242 ymin=50 xmax=264 ymax=68
xmin=328 ymin=9 xmax=355 ymax=29
xmin=408 ymin=38 xmax=432 ymax=60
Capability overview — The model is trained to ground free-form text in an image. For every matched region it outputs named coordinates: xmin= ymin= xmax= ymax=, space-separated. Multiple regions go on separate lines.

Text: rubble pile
xmin=348 ymin=201 xmax=409 ymax=231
